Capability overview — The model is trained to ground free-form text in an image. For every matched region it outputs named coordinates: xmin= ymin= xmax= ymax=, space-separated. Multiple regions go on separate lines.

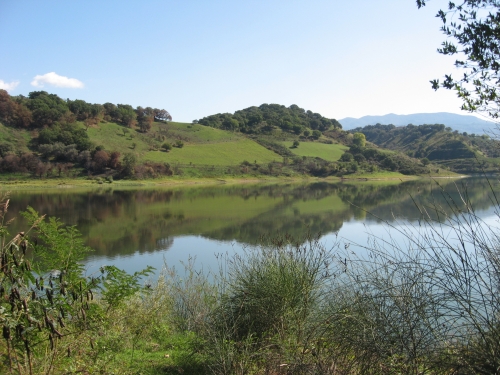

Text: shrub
xmin=0 ymin=196 xmax=154 ymax=374
xmin=208 ymin=233 xmax=335 ymax=372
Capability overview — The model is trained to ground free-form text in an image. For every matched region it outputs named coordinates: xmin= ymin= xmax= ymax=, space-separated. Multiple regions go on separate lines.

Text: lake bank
xmin=0 ymin=171 xmax=467 ymax=190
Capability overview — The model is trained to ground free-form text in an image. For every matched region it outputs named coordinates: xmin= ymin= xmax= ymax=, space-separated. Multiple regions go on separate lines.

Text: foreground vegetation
xmin=0 ymin=179 xmax=499 ymax=374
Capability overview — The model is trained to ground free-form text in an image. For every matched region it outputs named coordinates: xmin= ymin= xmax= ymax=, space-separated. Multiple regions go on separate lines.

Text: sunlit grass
xmin=143 ymin=139 xmax=279 ymax=166
xmin=281 ymin=141 xmax=348 ymax=161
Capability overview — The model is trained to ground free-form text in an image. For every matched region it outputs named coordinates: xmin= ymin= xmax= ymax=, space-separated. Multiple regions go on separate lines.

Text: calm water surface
xmin=2 ymin=178 xmax=499 ymax=275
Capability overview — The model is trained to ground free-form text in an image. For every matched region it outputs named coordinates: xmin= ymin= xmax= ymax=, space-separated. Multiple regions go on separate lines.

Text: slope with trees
xmin=0 ymin=90 xmax=458 ymax=180
xmin=351 ymin=123 xmax=500 ymax=173
xmin=197 ymin=103 xmax=342 ymax=135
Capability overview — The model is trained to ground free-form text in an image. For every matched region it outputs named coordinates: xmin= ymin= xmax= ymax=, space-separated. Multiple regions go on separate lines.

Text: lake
xmin=2 ymin=177 xmax=499 ymax=276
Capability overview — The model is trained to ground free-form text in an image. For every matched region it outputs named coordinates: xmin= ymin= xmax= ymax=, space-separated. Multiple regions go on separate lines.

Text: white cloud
xmin=0 ymin=80 xmax=20 ymax=92
xmin=31 ymin=72 xmax=84 ymax=88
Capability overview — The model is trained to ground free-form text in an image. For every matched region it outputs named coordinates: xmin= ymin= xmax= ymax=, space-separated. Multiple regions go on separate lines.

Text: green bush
xmin=0 ymin=195 xmax=154 ymax=374
xmin=208 ymin=233 xmax=334 ymax=372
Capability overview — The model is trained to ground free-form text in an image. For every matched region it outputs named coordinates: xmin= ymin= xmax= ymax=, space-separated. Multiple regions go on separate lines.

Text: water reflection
xmin=2 ymin=178 xmax=499 ymax=266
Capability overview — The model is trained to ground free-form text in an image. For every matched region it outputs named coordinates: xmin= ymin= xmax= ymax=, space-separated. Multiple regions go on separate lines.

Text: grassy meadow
xmin=281 ymin=140 xmax=348 ymax=161
xmin=143 ymin=139 xmax=278 ymax=166
xmin=87 ymin=121 xmax=279 ymax=166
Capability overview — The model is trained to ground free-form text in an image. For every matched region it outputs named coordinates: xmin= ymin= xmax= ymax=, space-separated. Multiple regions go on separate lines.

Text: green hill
xmin=0 ymin=89 xmax=459 ymax=180
xmin=352 ymin=123 xmax=500 ymax=173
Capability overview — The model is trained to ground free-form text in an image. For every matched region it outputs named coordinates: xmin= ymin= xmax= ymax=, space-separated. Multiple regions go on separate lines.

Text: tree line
xmin=0 ymin=90 xmax=171 ymax=133
xmin=196 ymin=103 xmax=342 ymax=135
xmin=0 ymin=90 xmax=174 ymax=179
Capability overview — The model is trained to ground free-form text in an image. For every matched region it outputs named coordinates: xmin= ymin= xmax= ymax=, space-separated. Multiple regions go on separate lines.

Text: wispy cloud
xmin=0 ymin=80 xmax=20 ymax=92
xmin=31 ymin=72 xmax=84 ymax=88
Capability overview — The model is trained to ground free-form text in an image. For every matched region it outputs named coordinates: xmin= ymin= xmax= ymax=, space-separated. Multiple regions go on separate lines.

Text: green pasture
xmin=281 ymin=141 xmax=348 ymax=161
xmin=152 ymin=122 xmax=241 ymax=143
xmin=87 ymin=121 xmax=276 ymax=166
xmin=86 ymin=122 xmax=148 ymax=154
xmin=143 ymin=138 xmax=279 ymax=166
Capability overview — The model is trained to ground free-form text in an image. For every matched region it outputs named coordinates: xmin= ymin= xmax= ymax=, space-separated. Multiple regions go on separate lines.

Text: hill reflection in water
xmin=3 ymin=178 xmax=499 ymax=273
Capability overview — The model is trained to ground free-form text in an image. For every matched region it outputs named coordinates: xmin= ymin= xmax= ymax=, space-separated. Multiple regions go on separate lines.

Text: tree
xmin=36 ymin=122 xmax=92 ymax=151
xmin=292 ymin=140 xmax=300 ymax=148
xmin=92 ymin=150 xmax=110 ymax=172
xmin=27 ymin=91 xmax=69 ymax=127
xmin=0 ymin=90 xmax=33 ymax=128
xmin=136 ymin=106 xmax=154 ymax=132
xmin=353 ymin=132 xmax=366 ymax=147
xmin=122 ymin=153 xmax=137 ymax=177
xmin=153 ymin=108 xmax=172 ymax=122
xmin=417 ymin=0 xmax=500 ymax=119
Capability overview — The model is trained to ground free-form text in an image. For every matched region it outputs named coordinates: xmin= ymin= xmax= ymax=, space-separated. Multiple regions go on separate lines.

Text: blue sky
xmin=0 ymin=0 xmax=466 ymax=122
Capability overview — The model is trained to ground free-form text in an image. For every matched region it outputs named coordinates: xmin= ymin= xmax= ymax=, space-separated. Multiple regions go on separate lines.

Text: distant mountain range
xmin=339 ymin=112 xmax=497 ymax=134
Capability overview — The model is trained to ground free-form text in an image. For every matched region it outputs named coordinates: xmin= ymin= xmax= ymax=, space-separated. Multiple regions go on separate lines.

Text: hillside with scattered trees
xmin=351 ymin=123 xmax=500 ymax=173
xmin=0 ymin=90 xmax=469 ymax=180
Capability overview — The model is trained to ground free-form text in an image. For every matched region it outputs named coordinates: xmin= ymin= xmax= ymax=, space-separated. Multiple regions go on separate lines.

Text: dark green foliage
xmin=198 ymin=103 xmax=342 ymax=135
xmin=122 ymin=153 xmax=137 ymax=177
xmin=426 ymin=139 xmax=475 ymax=160
xmin=0 ymin=142 xmax=13 ymax=157
xmin=311 ymin=129 xmax=322 ymax=140
xmin=340 ymin=152 xmax=354 ymax=162
xmin=38 ymin=143 xmax=79 ymax=162
xmin=339 ymin=145 xmax=430 ymax=176
xmin=67 ymin=99 xmax=103 ymax=121
xmin=35 ymin=122 xmax=92 ymax=151
xmin=351 ymin=123 xmax=500 ymax=172
xmin=254 ymin=137 xmax=295 ymax=157
xmin=27 ymin=91 xmax=70 ymax=127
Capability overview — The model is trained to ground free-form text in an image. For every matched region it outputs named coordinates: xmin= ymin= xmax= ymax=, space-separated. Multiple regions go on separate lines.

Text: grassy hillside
xmin=143 ymin=139 xmax=278 ymax=165
xmin=86 ymin=121 xmax=279 ymax=166
xmin=352 ymin=123 xmax=500 ymax=173
xmin=281 ymin=141 xmax=348 ymax=162
xmin=0 ymin=122 xmax=31 ymax=154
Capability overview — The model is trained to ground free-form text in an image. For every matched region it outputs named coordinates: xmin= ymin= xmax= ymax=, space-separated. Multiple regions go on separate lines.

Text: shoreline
xmin=0 ymin=173 xmax=470 ymax=190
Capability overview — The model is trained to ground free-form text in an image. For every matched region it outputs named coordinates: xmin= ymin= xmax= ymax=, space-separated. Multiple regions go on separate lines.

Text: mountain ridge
xmin=339 ymin=112 xmax=497 ymax=134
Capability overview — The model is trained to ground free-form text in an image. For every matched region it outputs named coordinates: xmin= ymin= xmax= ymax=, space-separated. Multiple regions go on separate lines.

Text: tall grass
xmin=330 ymin=181 xmax=500 ymax=374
